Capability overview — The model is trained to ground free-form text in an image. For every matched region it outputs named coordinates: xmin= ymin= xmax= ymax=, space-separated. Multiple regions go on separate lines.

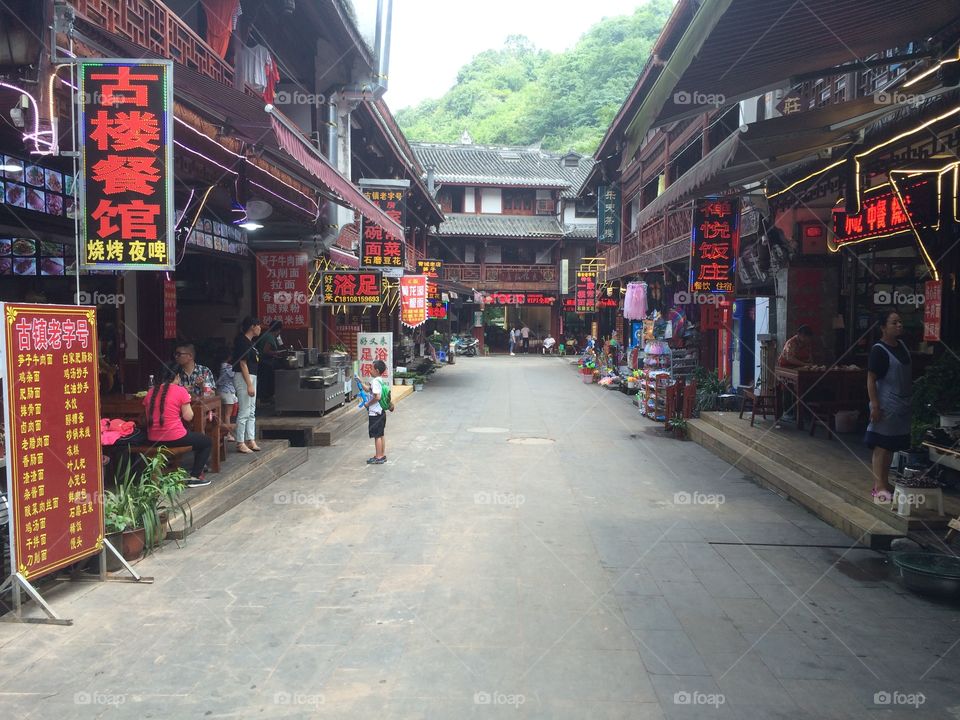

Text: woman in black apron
xmin=865 ymin=311 xmax=911 ymax=502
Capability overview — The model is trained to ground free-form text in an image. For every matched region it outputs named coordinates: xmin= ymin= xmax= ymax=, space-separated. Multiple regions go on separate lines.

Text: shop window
xmin=502 ymin=189 xmax=535 ymax=215
xmin=574 ymin=197 xmax=596 ymax=218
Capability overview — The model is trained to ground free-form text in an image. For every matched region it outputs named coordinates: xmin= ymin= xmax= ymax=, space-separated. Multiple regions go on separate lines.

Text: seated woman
xmin=142 ymin=364 xmax=213 ymax=487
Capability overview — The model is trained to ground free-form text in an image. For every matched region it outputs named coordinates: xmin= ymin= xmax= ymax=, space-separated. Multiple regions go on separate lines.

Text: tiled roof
xmin=434 ymin=214 xmax=564 ymax=238
xmin=563 ymin=223 xmax=598 ymax=239
xmin=411 ymin=142 xmax=594 ymax=191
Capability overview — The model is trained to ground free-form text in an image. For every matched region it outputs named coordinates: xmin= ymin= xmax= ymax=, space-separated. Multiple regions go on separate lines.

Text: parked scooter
xmin=454 ymin=334 xmax=479 ymax=356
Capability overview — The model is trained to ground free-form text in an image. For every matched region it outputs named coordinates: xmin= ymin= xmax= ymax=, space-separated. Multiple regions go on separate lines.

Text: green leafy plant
xmin=667 ymin=415 xmax=689 ymax=439
xmin=911 ymin=353 xmax=960 ymax=447
xmin=693 ymin=366 xmax=726 ymax=413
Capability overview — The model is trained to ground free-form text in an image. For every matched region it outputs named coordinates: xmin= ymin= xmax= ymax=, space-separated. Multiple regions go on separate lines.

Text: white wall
xmin=481 ymin=188 xmax=502 ymax=214
xmin=463 ymin=187 xmax=475 ymax=213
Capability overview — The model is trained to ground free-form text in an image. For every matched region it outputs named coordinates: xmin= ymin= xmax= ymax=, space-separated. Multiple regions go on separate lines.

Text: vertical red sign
xmin=690 ymin=197 xmax=740 ymax=295
xmin=361 ymin=184 xmax=407 ymax=270
xmin=79 ymin=60 xmax=174 ymax=270
xmin=256 ymin=252 xmax=310 ymax=329
xmin=924 ymin=280 xmax=942 ymax=342
xmin=163 ymin=279 xmax=177 ymax=339
xmin=400 ymin=275 xmax=428 ymax=328
xmin=575 ymin=271 xmax=597 ymax=312
xmin=2 ymin=303 xmax=103 ymax=581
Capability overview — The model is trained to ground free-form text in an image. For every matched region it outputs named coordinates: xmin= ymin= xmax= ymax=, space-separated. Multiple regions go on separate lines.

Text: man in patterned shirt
xmin=175 ymin=344 xmax=216 ymax=397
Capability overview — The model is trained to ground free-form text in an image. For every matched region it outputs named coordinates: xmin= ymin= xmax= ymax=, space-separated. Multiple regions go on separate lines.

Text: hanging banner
xmin=320 ymin=270 xmax=383 ymax=306
xmin=924 ymin=280 xmax=942 ymax=342
xmin=360 ymin=180 xmax=408 ymax=274
xmin=79 ymin=59 xmax=174 ymax=270
xmin=357 ymin=332 xmax=393 ymax=386
xmin=1 ymin=303 xmax=103 ymax=581
xmin=400 ymin=275 xmax=428 ymax=328
xmin=427 ymin=299 xmax=447 ymax=319
xmin=256 ymin=252 xmax=310 ymax=328
xmin=575 ymin=270 xmax=597 ymax=312
xmin=416 ymin=258 xmax=443 ymax=278
xmin=163 ymin=278 xmax=177 ymax=339
xmin=597 ymin=186 xmax=622 ymax=244
xmin=690 ymin=197 xmax=740 ymax=295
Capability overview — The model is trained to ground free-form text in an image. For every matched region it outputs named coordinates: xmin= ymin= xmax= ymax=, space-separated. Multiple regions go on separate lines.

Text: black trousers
xmin=522 ymin=337 xmax=530 ymax=352
xmin=161 ymin=431 xmax=212 ymax=477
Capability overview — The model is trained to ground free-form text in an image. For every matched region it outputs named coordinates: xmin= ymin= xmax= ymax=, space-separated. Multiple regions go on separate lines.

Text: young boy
xmin=364 ymin=360 xmax=394 ymax=464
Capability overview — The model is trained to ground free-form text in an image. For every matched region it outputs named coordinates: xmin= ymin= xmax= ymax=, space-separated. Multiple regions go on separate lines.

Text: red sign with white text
xmin=321 ymin=271 xmax=383 ymax=305
xmin=2 ymin=303 xmax=103 ymax=581
xmin=163 ymin=279 xmax=177 ymax=339
xmin=400 ymin=275 xmax=428 ymax=328
xmin=79 ymin=60 xmax=174 ymax=270
xmin=483 ymin=292 xmax=557 ymax=306
xmin=832 ymin=177 xmax=937 ymax=246
xmin=690 ymin=197 xmax=740 ymax=295
xmin=924 ymin=280 xmax=942 ymax=342
xmin=256 ymin=252 xmax=310 ymax=328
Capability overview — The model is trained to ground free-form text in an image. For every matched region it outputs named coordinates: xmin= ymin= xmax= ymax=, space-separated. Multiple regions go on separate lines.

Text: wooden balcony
xmin=443 ymin=263 xmax=558 ymax=291
xmin=71 ymin=0 xmax=234 ymax=85
xmin=606 ymin=207 xmax=693 ymax=277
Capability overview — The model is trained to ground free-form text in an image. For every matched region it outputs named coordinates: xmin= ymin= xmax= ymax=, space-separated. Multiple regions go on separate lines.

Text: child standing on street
xmin=363 ymin=360 xmax=394 ymax=464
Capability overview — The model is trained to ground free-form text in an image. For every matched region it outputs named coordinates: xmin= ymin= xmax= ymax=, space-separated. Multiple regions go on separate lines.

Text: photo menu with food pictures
xmin=0 ymin=238 xmax=70 ymax=276
xmin=0 ymin=154 xmax=76 ymax=220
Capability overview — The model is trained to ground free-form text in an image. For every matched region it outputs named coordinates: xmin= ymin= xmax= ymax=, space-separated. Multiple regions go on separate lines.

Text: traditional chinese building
xmin=410 ymin=137 xmax=596 ymax=351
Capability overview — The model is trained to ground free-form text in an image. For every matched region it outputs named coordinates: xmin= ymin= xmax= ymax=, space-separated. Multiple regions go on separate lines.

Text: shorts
xmin=864 ymin=430 xmax=910 ymax=452
xmin=368 ymin=412 xmax=386 ymax=438
xmin=220 ymin=391 xmax=238 ymax=405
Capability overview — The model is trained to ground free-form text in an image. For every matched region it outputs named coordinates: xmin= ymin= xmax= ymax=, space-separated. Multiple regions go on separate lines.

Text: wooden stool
xmin=738 ymin=386 xmax=774 ymax=427
xmin=805 ymin=402 xmax=836 ymax=440
xmin=128 ymin=445 xmax=192 ymax=470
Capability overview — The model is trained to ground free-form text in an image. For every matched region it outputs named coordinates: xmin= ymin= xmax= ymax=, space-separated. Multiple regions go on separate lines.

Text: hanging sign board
xmin=831 ymin=177 xmax=937 ymax=246
xmin=320 ymin=270 xmax=383 ymax=306
xmin=575 ymin=271 xmax=597 ymax=312
xmin=924 ymin=280 xmax=942 ymax=342
xmin=163 ymin=278 xmax=177 ymax=339
xmin=1 ymin=303 xmax=103 ymax=581
xmin=256 ymin=252 xmax=310 ymax=329
xmin=690 ymin=197 xmax=740 ymax=295
xmin=400 ymin=275 xmax=428 ymax=328
xmin=597 ymin=186 xmax=621 ymax=244
xmin=360 ymin=180 xmax=408 ymax=273
xmin=79 ymin=60 xmax=174 ymax=270
xmin=416 ymin=259 xmax=442 ymax=278
xmin=357 ymin=332 xmax=393 ymax=386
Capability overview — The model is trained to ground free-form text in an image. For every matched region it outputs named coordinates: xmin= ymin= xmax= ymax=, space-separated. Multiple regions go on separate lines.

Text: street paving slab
xmin=1 ymin=356 xmax=959 ymax=719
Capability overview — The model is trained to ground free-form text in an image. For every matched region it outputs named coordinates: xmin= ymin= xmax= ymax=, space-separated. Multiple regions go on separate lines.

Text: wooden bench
xmin=127 ymin=445 xmax=192 ymax=470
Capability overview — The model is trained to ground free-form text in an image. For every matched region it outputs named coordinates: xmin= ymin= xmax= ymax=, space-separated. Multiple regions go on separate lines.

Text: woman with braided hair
xmin=142 ymin=364 xmax=213 ymax=487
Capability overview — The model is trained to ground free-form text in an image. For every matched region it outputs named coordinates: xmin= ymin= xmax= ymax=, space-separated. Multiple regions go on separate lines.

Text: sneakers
xmin=366 ymin=456 xmax=387 ymax=464
xmin=187 ymin=475 xmax=211 ymax=487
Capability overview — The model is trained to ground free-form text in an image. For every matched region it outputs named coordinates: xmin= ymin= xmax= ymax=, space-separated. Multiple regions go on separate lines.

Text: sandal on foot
xmin=871 ymin=488 xmax=892 ymax=502
xmin=236 ymin=444 xmax=253 ymax=454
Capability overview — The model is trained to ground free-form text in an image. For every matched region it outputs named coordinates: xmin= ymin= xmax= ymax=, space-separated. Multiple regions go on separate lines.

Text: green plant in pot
xmin=103 ymin=451 xmax=190 ymax=562
xmin=693 ymin=366 xmax=725 ymax=413
xmin=911 ymin=352 xmax=960 ymax=449
xmin=667 ymin=415 xmax=689 ymax=440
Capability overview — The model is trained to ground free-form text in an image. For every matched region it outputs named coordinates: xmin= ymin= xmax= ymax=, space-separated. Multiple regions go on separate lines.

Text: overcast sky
xmin=382 ymin=0 xmax=652 ymax=112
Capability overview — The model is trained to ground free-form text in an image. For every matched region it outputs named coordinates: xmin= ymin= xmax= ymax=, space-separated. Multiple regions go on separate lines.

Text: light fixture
xmin=0 ymin=162 xmax=23 ymax=173
xmin=238 ymin=221 xmax=264 ymax=231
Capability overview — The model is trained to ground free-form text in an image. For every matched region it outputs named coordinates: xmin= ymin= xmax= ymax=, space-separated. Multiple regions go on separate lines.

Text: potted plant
xmin=413 ymin=375 xmax=425 ymax=392
xmin=667 ymin=415 xmax=690 ymax=440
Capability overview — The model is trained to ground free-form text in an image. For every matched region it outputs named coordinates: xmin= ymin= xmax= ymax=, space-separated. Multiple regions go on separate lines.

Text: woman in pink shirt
xmin=142 ymin=365 xmax=212 ymax=487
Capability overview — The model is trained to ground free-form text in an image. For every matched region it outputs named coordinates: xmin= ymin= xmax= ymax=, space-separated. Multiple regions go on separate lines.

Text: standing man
xmin=363 ymin=359 xmax=394 ymax=464
xmin=866 ymin=311 xmax=912 ymax=503
xmin=256 ymin=320 xmax=283 ymax=401
xmin=508 ymin=327 xmax=517 ymax=356
xmin=521 ymin=323 xmax=531 ymax=353
xmin=174 ymin=344 xmax=216 ymax=397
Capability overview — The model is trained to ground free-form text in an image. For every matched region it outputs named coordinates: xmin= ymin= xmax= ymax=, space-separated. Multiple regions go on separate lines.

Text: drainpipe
xmin=373 ymin=0 xmax=393 ymax=94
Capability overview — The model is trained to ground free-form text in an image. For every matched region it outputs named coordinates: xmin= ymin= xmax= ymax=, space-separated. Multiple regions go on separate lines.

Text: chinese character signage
xmin=690 ymin=197 xmax=740 ymax=295
xmin=483 ymin=292 xmax=557 ymax=306
xmin=256 ymin=252 xmax=310 ymax=328
xmin=320 ymin=271 xmax=383 ymax=306
xmin=924 ymin=280 xmax=942 ymax=342
xmin=400 ymin=275 xmax=428 ymax=328
xmin=360 ymin=183 xmax=407 ymax=272
xmin=575 ymin=271 xmax=597 ymax=312
xmin=79 ymin=60 xmax=174 ymax=270
xmin=1 ymin=303 xmax=103 ymax=581
xmin=357 ymin=332 xmax=393 ymax=386
xmin=831 ymin=177 xmax=937 ymax=246
xmin=163 ymin=278 xmax=177 ymax=339
xmin=563 ymin=297 xmax=617 ymax=311
xmin=428 ymin=299 xmax=447 ymax=319
xmin=416 ymin=259 xmax=443 ymax=278
xmin=597 ymin=186 xmax=621 ymax=244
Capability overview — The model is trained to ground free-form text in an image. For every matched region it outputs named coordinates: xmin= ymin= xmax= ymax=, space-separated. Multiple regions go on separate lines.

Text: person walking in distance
xmin=363 ymin=360 xmax=393 ymax=464
xmin=508 ymin=327 xmax=517 ymax=356
xmin=233 ymin=316 xmax=263 ymax=454
xmin=521 ymin=323 xmax=531 ymax=353
xmin=865 ymin=310 xmax=912 ymax=503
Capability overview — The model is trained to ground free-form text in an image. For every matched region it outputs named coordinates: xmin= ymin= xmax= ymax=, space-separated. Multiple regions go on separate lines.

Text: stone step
xmin=167 ymin=441 xmax=309 ymax=539
xmin=696 ymin=412 xmax=947 ymax=532
xmin=689 ymin=419 xmax=903 ymax=549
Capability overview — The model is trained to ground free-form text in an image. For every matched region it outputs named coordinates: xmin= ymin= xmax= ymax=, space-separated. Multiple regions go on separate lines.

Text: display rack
xmin=639 ymin=341 xmax=673 ymax=422
xmin=671 ymin=347 xmax=698 ymax=381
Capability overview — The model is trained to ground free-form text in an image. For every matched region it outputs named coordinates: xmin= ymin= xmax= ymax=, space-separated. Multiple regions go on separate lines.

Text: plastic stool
xmin=892 ymin=482 xmax=944 ymax=517
xmin=558 ymin=344 xmax=565 ymax=356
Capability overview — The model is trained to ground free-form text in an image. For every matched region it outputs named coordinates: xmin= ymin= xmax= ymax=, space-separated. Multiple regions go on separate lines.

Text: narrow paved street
xmin=2 ymin=356 xmax=959 ymax=719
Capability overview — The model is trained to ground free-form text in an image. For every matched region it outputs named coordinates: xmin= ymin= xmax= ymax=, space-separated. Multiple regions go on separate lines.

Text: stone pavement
xmin=1 ymin=356 xmax=959 ymax=719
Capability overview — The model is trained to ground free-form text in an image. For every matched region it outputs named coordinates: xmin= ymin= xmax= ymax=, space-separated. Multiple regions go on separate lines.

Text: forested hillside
xmin=395 ymin=0 xmax=674 ymax=154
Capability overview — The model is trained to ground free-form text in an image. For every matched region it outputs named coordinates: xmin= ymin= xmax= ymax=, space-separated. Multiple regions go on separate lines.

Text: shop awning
xmin=327 ymin=246 xmax=360 ymax=269
xmin=633 ymin=95 xmax=903 ymax=226
xmin=623 ymin=0 xmax=960 ymax=160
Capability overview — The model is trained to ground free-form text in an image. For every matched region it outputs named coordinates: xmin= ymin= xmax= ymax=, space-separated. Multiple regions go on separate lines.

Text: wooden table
xmin=774 ymin=367 xmax=867 ymax=430
xmin=100 ymin=394 xmax=225 ymax=472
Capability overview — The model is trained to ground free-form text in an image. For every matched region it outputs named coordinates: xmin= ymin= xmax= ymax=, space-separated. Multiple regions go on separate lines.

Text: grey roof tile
xmin=434 ymin=214 xmax=564 ymax=238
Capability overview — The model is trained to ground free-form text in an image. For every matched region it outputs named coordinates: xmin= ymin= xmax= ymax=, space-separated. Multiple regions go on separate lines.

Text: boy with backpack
xmin=363 ymin=359 xmax=394 ymax=464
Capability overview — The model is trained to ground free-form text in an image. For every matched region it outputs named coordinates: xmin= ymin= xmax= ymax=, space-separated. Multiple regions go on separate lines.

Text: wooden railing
xmin=71 ymin=0 xmax=234 ymax=85
xmin=606 ymin=207 xmax=693 ymax=276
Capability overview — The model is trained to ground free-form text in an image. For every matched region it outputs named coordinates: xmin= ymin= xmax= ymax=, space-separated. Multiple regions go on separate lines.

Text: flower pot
xmin=414 ymin=383 xmax=424 ymax=392
xmin=104 ymin=532 xmax=124 ymax=572
xmin=120 ymin=527 xmax=146 ymax=561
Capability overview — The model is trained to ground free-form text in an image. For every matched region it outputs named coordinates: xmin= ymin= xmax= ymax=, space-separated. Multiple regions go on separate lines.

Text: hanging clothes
xmin=623 ymin=281 xmax=648 ymax=320
xmin=264 ymin=54 xmax=281 ymax=105
xmin=201 ymin=0 xmax=240 ymax=59
xmin=234 ymin=43 xmax=272 ymax=94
